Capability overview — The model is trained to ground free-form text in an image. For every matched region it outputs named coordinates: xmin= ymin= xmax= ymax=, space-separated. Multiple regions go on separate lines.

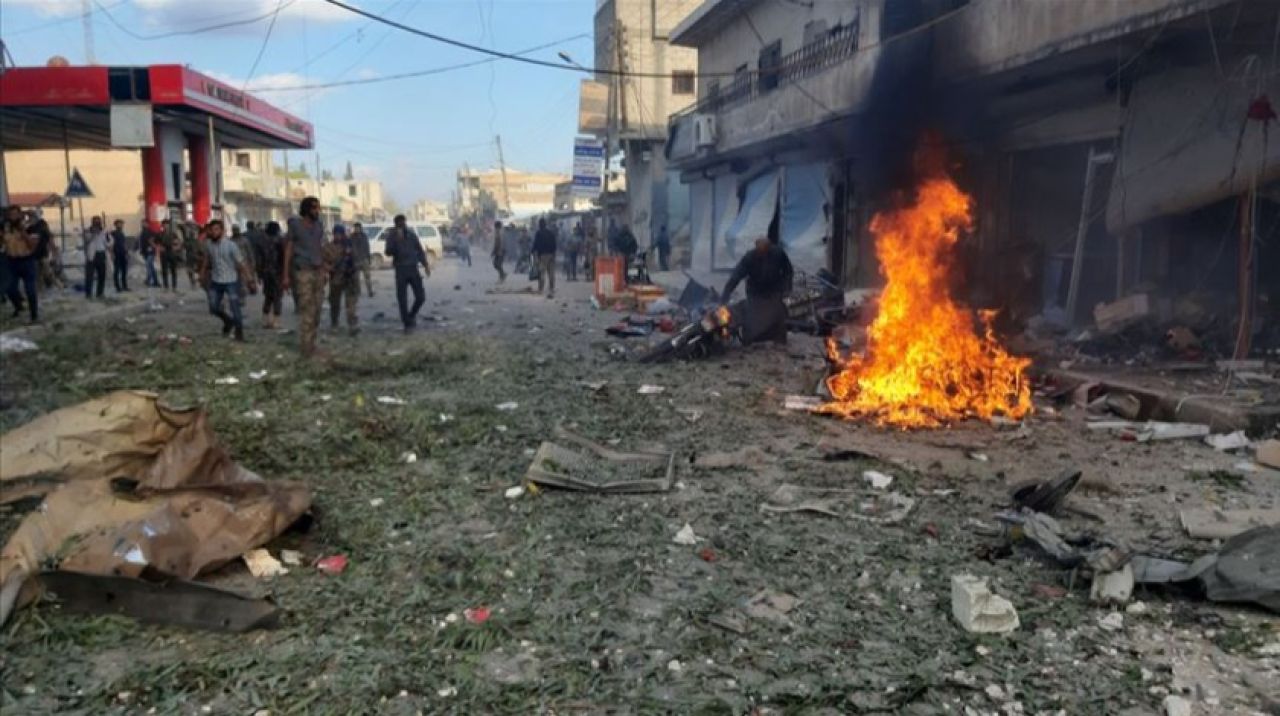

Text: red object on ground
xmin=464 ymin=606 xmax=491 ymax=624
xmin=1031 ymin=583 xmax=1067 ymax=600
xmin=922 ymin=523 xmax=939 ymax=539
xmin=1247 ymin=95 xmax=1277 ymax=122
xmin=658 ymin=317 xmax=676 ymax=333
xmin=594 ymin=256 xmax=625 ymax=300
xmin=698 ymin=547 xmax=718 ymax=562
xmin=315 ymin=555 xmax=348 ymax=575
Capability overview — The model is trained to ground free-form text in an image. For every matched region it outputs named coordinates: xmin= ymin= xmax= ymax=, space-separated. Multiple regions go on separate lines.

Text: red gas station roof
xmin=0 ymin=64 xmax=314 ymax=151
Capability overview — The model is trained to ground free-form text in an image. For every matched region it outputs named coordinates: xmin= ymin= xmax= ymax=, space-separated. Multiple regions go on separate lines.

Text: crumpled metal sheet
xmin=1132 ymin=526 xmax=1279 ymax=613
xmin=0 ymin=392 xmax=311 ymax=626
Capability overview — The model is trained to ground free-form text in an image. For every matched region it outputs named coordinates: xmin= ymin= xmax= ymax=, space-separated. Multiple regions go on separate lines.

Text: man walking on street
xmin=3 ymin=205 xmax=40 ymax=322
xmin=252 ymin=221 xmax=286 ymax=329
xmin=84 ymin=216 xmax=110 ymax=300
xmin=110 ymin=219 xmax=130 ymax=292
xmin=457 ymin=227 xmax=472 ymax=267
xmin=283 ymin=196 xmax=328 ymax=358
xmin=231 ymin=224 xmax=255 ymax=277
xmin=182 ymin=221 xmax=200 ymax=290
xmin=654 ymin=224 xmax=671 ymax=272
xmin=351 ymin=222 xmax=374 ymax=297
xmin=328 ymin=225 xmax=360 ymax=336
xmin=140 ymin=220 xmax=159 ymax=287
xmin=198 ymin=219 xmax=256 ymax=342
xmin=533 ymin=218 xmax=557 ymax=299
xmin=566 ymin=222 xmax=584 ymax=282
xmin=491 ymin=220 xmax=507 ymax=283
xmin=385 ymin=214 xmax=430 ymax=332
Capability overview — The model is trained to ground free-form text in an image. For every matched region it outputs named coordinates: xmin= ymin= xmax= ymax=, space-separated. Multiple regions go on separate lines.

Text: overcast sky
xmin=1 ymin=0 xmax=595 ymax=206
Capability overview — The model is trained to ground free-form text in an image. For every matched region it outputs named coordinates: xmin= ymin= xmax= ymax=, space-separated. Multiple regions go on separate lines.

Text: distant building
xmin=412 ymin=199 xmax=449 ymax=224
xmin=591 ymin=0 xmax=701 ymax=253
xmin=286 ymin=173 xmax=385 ymax=225
xmin=454 ymin=167 xmax=570 ymax=221
xmin=223 ymin=149 xmax=291 ymax=225
xmin=667 ymin=0 xmax=1279 ymax=333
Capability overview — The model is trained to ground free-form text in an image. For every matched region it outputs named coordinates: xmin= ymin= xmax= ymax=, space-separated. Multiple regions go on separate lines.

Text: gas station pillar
xmin=188 ymin=133 xmax=211 ymax=226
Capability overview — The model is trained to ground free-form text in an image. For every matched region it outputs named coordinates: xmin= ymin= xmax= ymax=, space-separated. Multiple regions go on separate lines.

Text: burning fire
xmin=822 ymin=168 xmax=1032 ymax=428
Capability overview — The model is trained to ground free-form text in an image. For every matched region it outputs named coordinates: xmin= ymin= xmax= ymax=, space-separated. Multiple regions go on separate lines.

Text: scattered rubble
xmin=951 ymin=575 xmax=1020 ymax=634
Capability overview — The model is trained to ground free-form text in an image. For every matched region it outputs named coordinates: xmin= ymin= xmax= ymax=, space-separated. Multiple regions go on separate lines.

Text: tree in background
xmin=344 ymin=161 xmax=354 ymax=181
xmin=321 ymin=169 xmax=334 ymax=181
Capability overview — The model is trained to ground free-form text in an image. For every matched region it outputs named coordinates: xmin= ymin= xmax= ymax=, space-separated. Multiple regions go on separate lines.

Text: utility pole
xmin=81 ymin=0 xmax=96 ymax=64
xmin=494 ymin=135 xmax=513 ymax=217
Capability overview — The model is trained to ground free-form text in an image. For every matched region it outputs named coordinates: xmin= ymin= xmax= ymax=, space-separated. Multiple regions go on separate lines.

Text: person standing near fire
xmin=385 ymin=214 xmax=430 ymax=333
xmin=282 ymin=196 xmax=329 ymax=358
xmin=327 ymin=225 xmax=360 ymax=336
xmin=491 ymin=220 xmax=507 ymax=282
xmin=720 ymin=237 xmax=794 ymax=345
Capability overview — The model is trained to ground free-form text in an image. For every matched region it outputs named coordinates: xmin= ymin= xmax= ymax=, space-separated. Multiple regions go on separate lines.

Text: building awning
xmin=7 ymin=192 xmax=64 ymax=208
xmin=780 ymin=162 xmax=828 ymax=273
xmin=725 ymin=170 xmax=778 ymax=248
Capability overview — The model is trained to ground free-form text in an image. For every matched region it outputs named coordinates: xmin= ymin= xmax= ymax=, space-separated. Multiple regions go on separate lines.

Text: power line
xmin=257 ymin=33 xmax=591 ymax=92
xmin=2 ymin=0 xmax=126 ymax=37
xmin=321 ymin=0 xmax=973 ymax=82
xmin=242 ymin=0 xmax=289 ymax=92
xmin=91 ymin=0 xmax=297 ymax=41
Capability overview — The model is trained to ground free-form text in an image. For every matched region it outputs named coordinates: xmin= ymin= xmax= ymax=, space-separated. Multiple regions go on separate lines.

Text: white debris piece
xmin=1163 ymin=695 xmax=1192 ymax=716
xmin=242 ymin=409 xmax=265 ymax=420
xmin=1205 ymin=430 xmax=1251 ymax=451
xmin=369 ymin=498 xmax=385 ymax=508
xmin=672 ymin=523 xmax=699 ymax=545
xmin=638 ymin=385 xmax=666 ymax=395
xmin=862 ymin=470 xmax=893 ymax=490
xmin=967 ymin=452 xmax=990 ymax=463
xmin=495 ymin=401 xmax=519 ymax=411
xmin=951 ymin=575 xmax=1020 ymax=634
xmin=214 ymin=376 xmax=240 ymax=385
xmin=280 ymin=549 xmax=303 ymax=566
xmin=1097 ymin=612 xmax=1125 ymax=631
xmin=0 ymin=335 xmax=38 ymax=353
xmin=504 ymin=485 xmax=525 ymax=499
xmin=401 ymin=451 xmax=418 ymax=464
xmin=242 ymin=549 xmax=289 ymax=578
xmin=783 ymin=395 xmax=823 ymax=412
xmin=666 ymin=659 xmax=683 ymax=673
xmin=377 ymin=396 xmax=408 ymax=406
xmin=1090 ymin=564 xmax=1135 ymax=604
xmin=248 ymin=370 xmax=269 ymax=381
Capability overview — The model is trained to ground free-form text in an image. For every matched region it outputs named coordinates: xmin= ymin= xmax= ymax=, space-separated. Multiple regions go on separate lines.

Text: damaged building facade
xmin=668 ymin=0 xmax=1278 ymax=353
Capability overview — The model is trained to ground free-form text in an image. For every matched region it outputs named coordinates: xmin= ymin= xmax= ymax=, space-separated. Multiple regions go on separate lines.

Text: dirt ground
xmin=1 ymin=258 xmax=1277 ymax=715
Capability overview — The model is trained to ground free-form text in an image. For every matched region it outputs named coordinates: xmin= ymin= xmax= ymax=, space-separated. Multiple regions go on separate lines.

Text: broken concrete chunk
xmin=1094 ymin=293 xmax=1150 ymax=333
xmin=1257 ymin=440 xmax=1280 ymax=470
xmin=672 ymin=523 xmax=699 ymax=545
xmin=862 ymin=470 xmax=893 ymax=489
xmin=951 ymin=575 xmax=1020 ymax=634
xmin=1204 ymin=430 xmax=1251 ymax=452
xmin=783 ymin=395 xmax=822 ymax=412
xmin=1163 ymin=695 xmax=1192 ymax=716
xmin=1097 ymin=612 xmax=1125 ymax=631
xmin=1090 ymin=564 xmax=1135 ymax=604
xmin=1180 ymin=508 xmax=1280 ymax=540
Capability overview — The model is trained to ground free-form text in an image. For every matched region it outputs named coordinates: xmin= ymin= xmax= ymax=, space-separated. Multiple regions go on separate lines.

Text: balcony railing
xmin=678 ymin=22 xmax=860 ymax=118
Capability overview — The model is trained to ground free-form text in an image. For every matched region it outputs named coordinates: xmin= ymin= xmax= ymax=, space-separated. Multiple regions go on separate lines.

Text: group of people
xmin=1 ymin=205 xmax=54 ymax=323
xmin=190 ymin=198 xmax=430 ymax=358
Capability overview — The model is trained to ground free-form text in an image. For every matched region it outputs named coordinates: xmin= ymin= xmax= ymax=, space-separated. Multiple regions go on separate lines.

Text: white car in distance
xmin=362 ymin=223 xmax=443 ymax=269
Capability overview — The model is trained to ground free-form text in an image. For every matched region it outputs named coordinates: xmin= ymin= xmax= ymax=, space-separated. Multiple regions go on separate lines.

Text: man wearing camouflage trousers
xmin=282 ymin=197 xmax=328 ymax=358
xmin=328 ymin=225 xmax=360 ymax=336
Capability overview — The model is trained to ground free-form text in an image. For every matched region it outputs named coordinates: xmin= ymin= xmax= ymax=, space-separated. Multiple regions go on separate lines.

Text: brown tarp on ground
xmin=0 ymin=391 xmax=311 ymax=625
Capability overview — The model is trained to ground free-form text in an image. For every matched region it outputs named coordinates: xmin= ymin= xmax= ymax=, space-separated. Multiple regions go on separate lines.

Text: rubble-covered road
xmin=1 ymin=258 xmax=1277 ymax=715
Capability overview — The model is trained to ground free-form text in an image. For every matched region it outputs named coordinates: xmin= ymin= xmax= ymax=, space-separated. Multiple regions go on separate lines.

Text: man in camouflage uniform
xmin=327 ymin=225 xmax=360 ymax=336
xmin=157 ymin=219 xmax=182 ymax=291
xmin=282 ymin=197 xmax=328 ymax=358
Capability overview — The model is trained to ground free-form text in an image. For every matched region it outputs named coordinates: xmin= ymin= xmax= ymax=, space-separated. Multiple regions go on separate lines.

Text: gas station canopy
xmin=0 ymin=64 xmax=314 ymax=151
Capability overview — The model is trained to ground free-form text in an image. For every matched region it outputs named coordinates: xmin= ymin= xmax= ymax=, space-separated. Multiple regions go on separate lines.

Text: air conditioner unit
xmin=693 ymin=114 xmax=717 ymax=148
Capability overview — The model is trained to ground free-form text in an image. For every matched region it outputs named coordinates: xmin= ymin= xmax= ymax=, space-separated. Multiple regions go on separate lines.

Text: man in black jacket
xmin=532 ymin=218 xmax=557 ymax=299
xmin=385 ymin=214 xmax=431 ymax=332
xmin=721 ymin=237 xmax=794 ymax=345
xmin=110 ymin=219 xmax=130 ymax=292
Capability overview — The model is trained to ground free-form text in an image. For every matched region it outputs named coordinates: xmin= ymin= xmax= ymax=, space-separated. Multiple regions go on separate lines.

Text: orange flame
xmin=822 ymin=169 xmax=1032 ymax=428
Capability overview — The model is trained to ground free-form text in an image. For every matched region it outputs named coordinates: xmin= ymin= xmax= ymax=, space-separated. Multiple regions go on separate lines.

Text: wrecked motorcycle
xmin=638 ymin=304 xmax=740 ymax=363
